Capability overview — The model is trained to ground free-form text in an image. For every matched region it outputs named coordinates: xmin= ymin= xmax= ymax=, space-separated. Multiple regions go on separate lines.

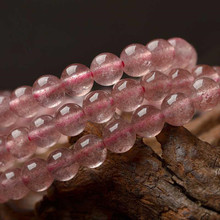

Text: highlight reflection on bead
xmin=193 ymin=65 xmax=219 ymax=82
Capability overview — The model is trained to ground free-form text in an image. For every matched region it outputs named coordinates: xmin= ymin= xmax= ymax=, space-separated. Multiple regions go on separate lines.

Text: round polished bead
xmin=168 ymin=68 xmax=194 ymax=95
xmin=47 ymin=148 xmax=79 ymax=181
xmin=83 ymin=90 xmax=115 ymax=123
xmin=192 ymin=78 xmax=220 ymax=111
xmin=73 ymin=135 xmax=107 ymax=168
xmin=193 ymin=65 xmax=219 ymax=82
xmin=0 ymin=137 xmax=14 ymax=172
xmin=32 ymin=75 xmax=64 ymax=108
xmin=146 ymin=39 xmax=175 ymax=72
xmin=90 ymin=53 xmax=123 ymax=86
xmin=6 ymin=127 xmax=36 ymax=159
xmin=0 ymin=168 xmax=29 ymax=200
xmin=168 ymin=37 xmax=197 ymax=70
xmin=141 ymin=71 xmax=171 ymax=101
xmin=22 ymin=158 xmax=54 ymax=192
xmin=10 ymin=86 xmax=41 ymax=118
xmin=0 ymin=95 xmax=17 ymax=127
xmin=55 ymin=103 xmax=86 ymax=136
xmin=161 ymin=93 xmax=195 ymax=126
xmin=120 ymin=43 xmax=152 ymax=77
xmin=29 ymin=115 xmax=61 ymax=148
xmin=61 ymin=63 xmax=94 ymax=96
xmin=103 ymin=119 xmax=136 ymax=153
xmin=214 ymin=66 xmax=220 ymax=84
xmin=132 ymin=105 xmax=165 ymax=137
xmin=112 ymin=79 xmax=144 ymax=112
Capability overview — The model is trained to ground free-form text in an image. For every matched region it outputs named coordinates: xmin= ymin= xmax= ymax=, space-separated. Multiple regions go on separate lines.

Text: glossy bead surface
xmin=61 ymin=63 xmax=93 ymax=96
xmin=192 ymin=78 xmax=220 ymax=111
xmin=168 ymin=37 xmax=197 ymax=70
xmin=120 ymin=43 xmax=151 ymax=77
xmin=29 ymin=115 xmax=61 ymax=148
xmin=73 ymin=135 xmax=107 ymax=168
xmin=193 ymin=65 xmax=219 ymax=82
xmin=83 ymin=90 xmax=115 ymax=123
xmin=0 ymin=95 xmax=17 ymax=127
xmin=112 ymin=79 xmax=144 ymax=112
xmin=103 ymin=119 xmax=136 ymax=153
xmin=33 ymin=75 xmax=64 ymax=108
xmin=47 ymin=148 xmax=79 ymax=181
xmin=91 ymin=53 xmax=123 ymax=86
xmin=0 ymin=137 xmax=14 ymax=172
xmin=161 ymin=93 xmax=195 ymax=126
xmin=168 ymin=68 xmax=194 ymax=95
xmin=146 ymin=39 xmax=175 ymax=72
xmin=141 ymin=71 xmax=171 ymax=101
xmin=55 ymin=103 xmax=86 ymax=136
xmin=0 ymin=168 xmax=29 ymax=200
xmin=22 ymin=158 xmax=54 ymax=192
xmin=10 ymin=86 xmax=40 ymax=118
xmin=7 ymin=127 xmax=36 ymax=159
xmin=132 ymin=105 xmax=165 ymax=137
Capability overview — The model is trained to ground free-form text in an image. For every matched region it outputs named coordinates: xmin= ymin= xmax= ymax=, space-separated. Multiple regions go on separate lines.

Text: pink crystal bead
xmin=120 ymin=43 xmax=152 ymax=77
xmin=168 ymin=68 xmax=194 ymax=95
xmin=22 ymin=158 xmax=54 ymax=192
xmin=0 ymin=94 xmax=17 ymax=127
xmin=146 ymin=39 xmax=175 ymax=72
xmin=73 ymin=135 xmax=107 ymax=168
xmin=192 ymin=78 xmax=220 ymax=111
xmin=112 ymin=79 xmax=144 ymax=112
xmin=168 ymin=37 xmax=197 ymax=70
xmin=55 ymin=103 xmax=86 ymax=136
xmin=47 ymin=148 xmax=79 ymax=181
xmin=6 ymin=127 xmax=36 ymax=159
xmin=83 ymin=90 xmax=115 ymax=123
xmin=103 ymin=119 xmax=136 ymax=153
xmin=29 ymin=115 xmax=61 ymax=148
xmin=90 ymin=53 xmax=123 ymax=86
xmin=161 ymin=93 xmax=195 ymax=126
xmin=33 ymin=75 xmax=64 ymax=108
xmin=61 ymin=63 xmax=94 ymax=96
xmin=141 ymin=71 xmax=171 ymax=101
xmin=193 ymin=65 xmax=219 ymax=82
xmin=132 ymin=105 xmax=165 ymax=137
xmin=0 ymin=168 xmax=29 ymax=200
xmin=0 ymin=184 xmax=8 ymax=203
xmin=10 ymin=86 xmax=41 ymax=118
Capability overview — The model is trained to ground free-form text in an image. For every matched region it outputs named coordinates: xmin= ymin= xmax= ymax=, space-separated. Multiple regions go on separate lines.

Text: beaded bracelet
xmin=0 ymin=37 xmax=219 ymax=203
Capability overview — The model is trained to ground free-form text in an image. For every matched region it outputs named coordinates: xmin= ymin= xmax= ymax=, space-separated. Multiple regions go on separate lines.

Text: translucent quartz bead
xmin=168 ymin=37 xmax=197 ymax=70
xmin=32 ymin=75 xmax=64 ymax=108
xmin=131 ymin=105 xmax=165 ymax=137
xmin=61 ymin=63 xmax=93 ymax=96
xmin=83 ymin=90 xmax=115 ymax=123
xmin=55 ymin=103 xmax=86 ymax=136
xmin=0 ymin=137 xmax=14 ymax=172
xmin=103 ymin=119 xmax=136 ymax=153
xmin=112 ymin=79 xmax=144 ymax=112
xmin=90 ymin=53 xmax=123 ymax=86
xmin=0 ymin=94 xmax=17 ymax=127
xmin=6 ymin=127 xmax=36 ymax=159
xmin=141 ymin=71 xmax=171 ymax=101
xmin=193 ymin=65 xmax=219 ymax=82
xmin=192 ymin=78 xmax=220 ymax=111
xmin=146 ymin=39 xmax=175 ymax=72
xmin=168 ymin=68 xmax=194 ymax=95
xmin=0 ymin=168 xmax=29 ymax=200
xmin=73 ymin=135 xmax=107 ymax=168
xmin=10 ymin=86 xmax=41 ymax=118
xmin=161 ymin=93 xmax=195 ymax=126
xmin=120 ymin=43 xmax=152 ymax=77
xmin=214 ymin=66 xmax=220 ymax=84
xmin=0 ymin=183 xmax=8 ymax=203
xmin=29 ymin=115 xmax=61 ymax=148
xmin=22 ymin=158 xmax=54 ymax=192
xmin=47 ymin=148 xmax=79 ymax=181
